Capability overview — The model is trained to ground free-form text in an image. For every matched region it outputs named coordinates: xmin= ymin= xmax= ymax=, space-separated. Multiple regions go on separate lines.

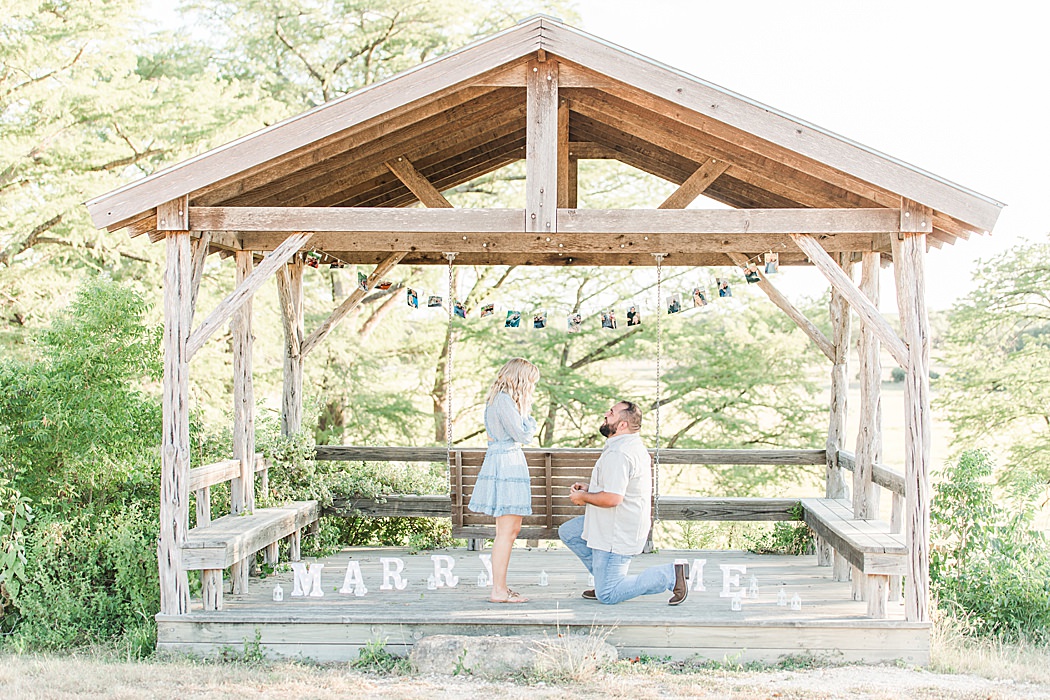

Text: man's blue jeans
xmin=558 ymin=515 xmax=675 ymax=604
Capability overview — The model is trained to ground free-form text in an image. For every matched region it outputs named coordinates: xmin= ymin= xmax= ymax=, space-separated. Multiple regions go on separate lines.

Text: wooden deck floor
xmin=157 ymin=546 xmax=929 ymax=664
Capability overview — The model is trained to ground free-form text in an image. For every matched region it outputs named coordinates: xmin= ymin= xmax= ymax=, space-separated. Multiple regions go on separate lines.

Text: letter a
xmin=339 ymin=560 xmax=365 ymax=595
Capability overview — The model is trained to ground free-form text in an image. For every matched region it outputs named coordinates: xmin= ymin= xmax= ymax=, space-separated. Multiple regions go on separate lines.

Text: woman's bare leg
xmin=490 ymin=514 xmax=526 ymax=601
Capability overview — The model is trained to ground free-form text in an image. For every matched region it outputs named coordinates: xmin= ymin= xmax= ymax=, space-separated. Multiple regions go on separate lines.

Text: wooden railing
xmin=318 ymin=446 xmax=826 ymax=535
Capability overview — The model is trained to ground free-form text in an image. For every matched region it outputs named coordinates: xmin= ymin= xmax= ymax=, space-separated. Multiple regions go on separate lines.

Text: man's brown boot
xmin=668 ymin=563 xmax=689 ymax=606
xmin=581 ymin=589 xmax=597 ymax=600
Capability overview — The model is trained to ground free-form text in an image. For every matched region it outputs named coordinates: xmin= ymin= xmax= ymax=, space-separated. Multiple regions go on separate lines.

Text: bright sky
xmin=573 ymin=0 xmax=1047 ymax=311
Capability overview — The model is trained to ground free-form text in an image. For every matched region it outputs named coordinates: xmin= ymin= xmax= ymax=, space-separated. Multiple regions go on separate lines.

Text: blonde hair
xmin=486 ymin=357 xmax=540 ymax=416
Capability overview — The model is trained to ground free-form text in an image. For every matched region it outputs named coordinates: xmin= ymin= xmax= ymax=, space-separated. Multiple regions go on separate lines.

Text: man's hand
xmin=571 ymin=482 xmax=589 ymax=493
xmin=569 ymin=487 xmax=588 ymax=506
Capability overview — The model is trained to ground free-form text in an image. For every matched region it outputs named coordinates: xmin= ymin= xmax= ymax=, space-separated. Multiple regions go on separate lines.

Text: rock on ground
xmin=409 ymin=633 xmax=617 ymax=678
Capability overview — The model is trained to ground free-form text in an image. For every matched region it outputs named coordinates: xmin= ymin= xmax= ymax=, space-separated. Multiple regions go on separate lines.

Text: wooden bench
xmin=182 ymin=500 xmax=319 ymax=611
xmin=184 ymin=454 xmax=320 ymax=611
xmin=801 ymin=497 xmax=906 ymax=618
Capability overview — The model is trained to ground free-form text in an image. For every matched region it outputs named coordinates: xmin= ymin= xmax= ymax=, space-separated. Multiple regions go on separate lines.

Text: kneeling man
xmin=559 ymin=401 xmax=688 ymax=605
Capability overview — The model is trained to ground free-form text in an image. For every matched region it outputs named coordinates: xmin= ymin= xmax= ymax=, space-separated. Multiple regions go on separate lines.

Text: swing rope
xmin=652 ymin=253 xmax=666 ymax=521
xmin=443 ymin=252 xmax=457 ymax=493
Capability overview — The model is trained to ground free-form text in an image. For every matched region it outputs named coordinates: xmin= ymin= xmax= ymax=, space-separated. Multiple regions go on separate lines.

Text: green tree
xmin=937 ymin=236 xmax=1050 ymax=489
xmin=0 ymin=0 xmax=280 ymax=343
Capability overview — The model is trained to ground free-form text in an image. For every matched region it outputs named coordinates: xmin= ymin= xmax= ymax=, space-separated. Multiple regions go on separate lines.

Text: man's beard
xmin=599 ymin=421 xmax=613 ymax=438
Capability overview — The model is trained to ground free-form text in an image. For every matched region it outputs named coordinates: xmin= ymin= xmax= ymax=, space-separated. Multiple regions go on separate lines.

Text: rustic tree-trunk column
xmin=892 ymin=199 xmax=934 ymax=623
xmin=229 ymin=250 xmax=255 ymax=594
xmin=825 ymin=253 xmax=852 ymax=578
xmin=855 ymin=252 xmax=882 ymax=519
xmin=277 ymin=260 xmax=305 ymax=436
xmin=158 ymin=198 xmax=192 ymax=616
xmin=852 ymin=252 xmax=883 ymax=601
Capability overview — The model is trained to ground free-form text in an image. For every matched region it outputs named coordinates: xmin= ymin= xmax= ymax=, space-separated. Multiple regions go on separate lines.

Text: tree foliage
xmin=937 ymin=236 xmax=1050 ymax=490
xmin=930 ymin=449 xmax=1050 ymax=641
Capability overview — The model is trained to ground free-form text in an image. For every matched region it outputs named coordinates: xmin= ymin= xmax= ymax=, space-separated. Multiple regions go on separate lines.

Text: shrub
xmin=930 ymin=449 xmax=1050 ymax=642
xmin=8 ymin=503 xmax=159 ymax=653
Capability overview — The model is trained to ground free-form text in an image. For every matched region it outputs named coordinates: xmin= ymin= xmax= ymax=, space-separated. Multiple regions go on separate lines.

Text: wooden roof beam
xmin=192 ymin=206 xmax=900 ymax=234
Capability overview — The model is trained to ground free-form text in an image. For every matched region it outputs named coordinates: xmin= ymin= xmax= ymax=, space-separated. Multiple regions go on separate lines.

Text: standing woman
xmin=468 ymin=357 xmax=540 ymax=603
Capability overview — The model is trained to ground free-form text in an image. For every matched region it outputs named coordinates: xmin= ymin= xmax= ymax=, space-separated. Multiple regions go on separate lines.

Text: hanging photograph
xmin=601 ymin=309 xmax=617 ymax=329
xmin=666 ymin=293 xmax=682 ymax=314
xmin=305 ymin=251 xmax=322 ymax=268
xmin=764 ymin=252 xmax=780 ymax=275
xmin=745 ymin=262 xmax=761 ymax=284
xmin=406 ymin=288 xmax=419 ymax=309
xmin=480 ymin=303 xmax=495 ymax=318
xmin=717 ymin=278 xmax=732 ymax=297
xmin=375 ymin=280 xmax=393 ymax=290
xmin=328 ymin=260 xmax=345 ymax=269
xmin=453 ymin=300 xmax=467 ymax=318
xmin=567 ymin=313 xmax=583 ymax=333
xmin=533 ymin=311 xmax=547 ymax=329
xmin=358 ymin=271 xmax=369 ymax=290
xmin=505 ymin=310 xmax=521 ymax=328
xmin=626 ymin=304 xmax=641 ymax=326
xmin=427 ymin=294 xmax=443 ymax=308
xmin=692 ymin=287 xmax=708 ymax=307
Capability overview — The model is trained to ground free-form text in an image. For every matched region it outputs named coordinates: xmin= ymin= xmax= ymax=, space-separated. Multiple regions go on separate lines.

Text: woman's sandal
xmin=489 ymin=589 xmax=529 ymax=603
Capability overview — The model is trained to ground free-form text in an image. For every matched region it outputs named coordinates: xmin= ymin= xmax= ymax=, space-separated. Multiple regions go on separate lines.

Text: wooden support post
xmin=526 ymin=58 xmax=558 ymax=233
xmin=229 ymin=250 xmax=255 ymax=595
xmin=202 ymin=570 xmax=223 ymax=611
xmin=892 ymin=198 xmax=934 ymax=623
xmin=195 ymin=486 xmax=211 ymax=526
xmin=276 ymin=260 xmax=305 ymax=437
xmin=889 ymin=491 xmax=904 ymax=601
xmin=264 ymin=542 xmax=279 ymax=566
xmin=822 ymin=252 xmax=852 ymax=573
xmin=867 ymin=575 xmax=889 ymax=619
xmin=827 ymin=251 xmax=852 ymax=502
xmin=855 ymin=252 xmax=882 ymax=520
xmin=231 ymin=250 xmax=256 ymax=516
xmin=288 ymin=529 xmax=302 ymax=562
xmin=851 ymin=565 xmax=865 ymax=600
xmin=158 ymin=198 xmax=192 ymax=616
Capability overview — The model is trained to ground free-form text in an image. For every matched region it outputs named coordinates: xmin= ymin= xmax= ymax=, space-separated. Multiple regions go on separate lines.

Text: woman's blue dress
xmin=467 ymin=391 xmax=537 ymax=517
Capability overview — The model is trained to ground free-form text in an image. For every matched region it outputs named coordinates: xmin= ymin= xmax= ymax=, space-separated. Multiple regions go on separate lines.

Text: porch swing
xmin=445 ymin=253 xmax=671 ymax=541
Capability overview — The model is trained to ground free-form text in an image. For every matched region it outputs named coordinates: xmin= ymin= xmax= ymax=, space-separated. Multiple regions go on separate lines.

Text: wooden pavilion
xmin=86 ymin=15 xmax=1002 ymax=663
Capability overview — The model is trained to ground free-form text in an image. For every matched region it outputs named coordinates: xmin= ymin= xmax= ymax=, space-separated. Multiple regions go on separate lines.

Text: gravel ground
xmin=3 ymin=654 xmax=1050 ymax=699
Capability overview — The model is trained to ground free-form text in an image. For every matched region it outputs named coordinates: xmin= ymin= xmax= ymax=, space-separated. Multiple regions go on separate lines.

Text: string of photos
xmin=299 ymin=249 xmax=780 ymax=333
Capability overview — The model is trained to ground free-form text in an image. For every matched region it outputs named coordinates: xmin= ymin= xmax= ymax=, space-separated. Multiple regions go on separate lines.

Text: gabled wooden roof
xmin=86 ymin=15 xmax=1002 ymax=267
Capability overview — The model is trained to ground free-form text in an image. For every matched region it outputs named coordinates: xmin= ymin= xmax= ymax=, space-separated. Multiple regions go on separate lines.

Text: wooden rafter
xmin=658 ymin=158 xmax=730 ymax=209
xmin=385 ymin=156 xmax=454 ymax=208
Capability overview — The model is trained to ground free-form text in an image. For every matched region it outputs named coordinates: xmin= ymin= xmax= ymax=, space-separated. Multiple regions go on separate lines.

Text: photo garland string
xmin=296 ymin=248 xmax=781 ymax=332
